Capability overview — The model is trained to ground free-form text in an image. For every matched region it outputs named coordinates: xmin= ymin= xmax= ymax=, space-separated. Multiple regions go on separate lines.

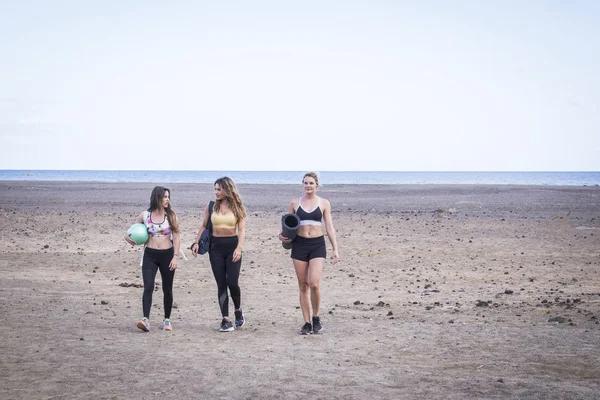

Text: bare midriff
xmin=213 ymin=227 xmax=237 ymax=238
xmin=147 ymin=236 xmax=173 ymax=250
xmin=298 ymin=225 xmax=323 ymax=238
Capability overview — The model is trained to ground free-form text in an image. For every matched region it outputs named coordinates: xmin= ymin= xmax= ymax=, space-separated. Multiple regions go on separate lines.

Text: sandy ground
xmin=0 ymin=181 xmax=599 ymax=400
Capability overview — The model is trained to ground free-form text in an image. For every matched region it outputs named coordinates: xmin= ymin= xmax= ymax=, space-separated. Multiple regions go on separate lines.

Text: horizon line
xmin=2 ymin=169 xmax=600 ymax=173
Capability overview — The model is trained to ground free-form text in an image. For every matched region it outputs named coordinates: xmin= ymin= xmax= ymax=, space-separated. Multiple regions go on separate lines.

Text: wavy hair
xmin=214 ymin=177 xmax=246 ymax=220
xmin=148 ymin=186 xmax=179 ymax=233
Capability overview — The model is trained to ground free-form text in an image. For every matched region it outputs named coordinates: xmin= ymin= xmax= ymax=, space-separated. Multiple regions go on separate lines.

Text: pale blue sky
xmin=1 ymin=0 xmax=598 ymax=171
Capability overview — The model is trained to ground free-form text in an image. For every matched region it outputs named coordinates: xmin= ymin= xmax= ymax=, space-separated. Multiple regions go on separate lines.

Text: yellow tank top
xmin=211 ymin=212 xmax=237 ymax=229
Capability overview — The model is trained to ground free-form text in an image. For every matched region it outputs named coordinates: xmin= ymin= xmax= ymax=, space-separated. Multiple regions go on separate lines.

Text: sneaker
xmin=299 ymin=322 xmax=312 ymax=335
xmin=162 ymin=318 xmax=172 ymax=331
xmin=137 ymin=317 xmax=150 ymax=332
xmin=234 ymin=310 xmax=245 ymax=328
xmin=219 ymin=318 xmax=234 ymax=332
xmin=312 ymin=316 xmax=323 ymax=334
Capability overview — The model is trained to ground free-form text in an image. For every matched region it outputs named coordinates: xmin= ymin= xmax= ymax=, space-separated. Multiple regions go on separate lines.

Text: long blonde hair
xmin=214 ymin=177 xmax=246 ymax=220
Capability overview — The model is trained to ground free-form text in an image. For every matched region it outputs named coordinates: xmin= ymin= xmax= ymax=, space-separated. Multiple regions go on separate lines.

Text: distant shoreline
xmin=1 ymin=169 xmax=599 ymax=187
xmin=1 ymin=179 xmax=599 ymax=187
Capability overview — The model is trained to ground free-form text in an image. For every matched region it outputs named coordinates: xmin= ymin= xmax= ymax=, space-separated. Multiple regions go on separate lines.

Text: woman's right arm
xmin=124 ymin=212 xmax=145 ymax=246
xmin=191 ymin=203 xmax=210 ymax=257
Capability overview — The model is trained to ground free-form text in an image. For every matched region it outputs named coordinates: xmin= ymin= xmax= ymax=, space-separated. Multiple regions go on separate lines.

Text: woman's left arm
xmin=170 ymin=214 xmax=181 ymax=271
xmin=233 ymin=217 xmax=246 ymax=262
xmin=322 ymin=199 xmax=340 ymax=264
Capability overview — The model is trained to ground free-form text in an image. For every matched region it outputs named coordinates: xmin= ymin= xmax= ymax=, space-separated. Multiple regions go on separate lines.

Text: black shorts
xmin=291 ymin=236 xmax=326 ymax=262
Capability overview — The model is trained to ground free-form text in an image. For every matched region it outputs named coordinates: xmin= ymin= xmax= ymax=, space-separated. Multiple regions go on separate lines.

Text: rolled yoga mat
xmin=281 ymin=213 xmax=301 ymax=249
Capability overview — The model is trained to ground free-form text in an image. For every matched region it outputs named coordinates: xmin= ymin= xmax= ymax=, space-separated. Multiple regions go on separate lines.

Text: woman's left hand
xmin=232 ymin=247 xmax=242 ymax=263
xmin=169 ymin=256 xmax=179 ymax=271
xmin=332 ymin=250 xmax=340 ymax=265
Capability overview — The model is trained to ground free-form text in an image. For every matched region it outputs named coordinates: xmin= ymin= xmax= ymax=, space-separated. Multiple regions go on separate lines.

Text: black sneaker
xmin=219 ymin=318 xmax=234 ymax=332
xmin=312 ymin=316 xmax=323 ymax=333
xmin=299 ymin=322 xmax=312 ymax=335
xmin=234 ymin=310 xmax=245 ymax=328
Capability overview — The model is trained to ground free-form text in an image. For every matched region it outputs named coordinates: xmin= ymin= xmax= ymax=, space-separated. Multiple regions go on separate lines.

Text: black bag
xmin=198 ymin=201 xmax=214 ymax=255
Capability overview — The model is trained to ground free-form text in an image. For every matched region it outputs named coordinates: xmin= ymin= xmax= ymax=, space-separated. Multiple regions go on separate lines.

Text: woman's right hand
xmin=279 ymin=232 xmax=291 ymax=243
xmin=191 ymin=242 xmax=199 ymax=257
xmin=124 ymin=235 xmax=137 ymax=246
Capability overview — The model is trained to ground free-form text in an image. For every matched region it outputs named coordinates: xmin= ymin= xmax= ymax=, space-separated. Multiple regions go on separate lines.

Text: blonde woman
xmin=279 ymin=172 xmax=340 ymax=334
xmin=192 ymin=177 xmax=247 ymax=332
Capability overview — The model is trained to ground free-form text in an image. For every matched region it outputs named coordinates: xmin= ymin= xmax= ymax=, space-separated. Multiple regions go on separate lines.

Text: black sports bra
xmin=296 ymin=197 xmax=322 ymax=226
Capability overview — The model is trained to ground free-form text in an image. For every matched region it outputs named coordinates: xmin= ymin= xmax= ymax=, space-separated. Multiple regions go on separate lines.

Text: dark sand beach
xmin=1 ymin=181 xmax=599 ymax=399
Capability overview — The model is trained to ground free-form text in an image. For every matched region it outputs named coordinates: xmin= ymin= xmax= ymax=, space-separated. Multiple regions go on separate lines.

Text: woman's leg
xmin=293 ymin=259 xmax=311 ymax=323
xmin=307 ymin=257 xmax=325 ymax=317
xmin=209 ymin=249 xmax=229 ymax=318
xmin=141 ymin=255 xmax=159 ymax=319
xmin=225 ymin=252 xmax=242 ymax=311
xmin=157 ymin=250 xmax=175 ymax=319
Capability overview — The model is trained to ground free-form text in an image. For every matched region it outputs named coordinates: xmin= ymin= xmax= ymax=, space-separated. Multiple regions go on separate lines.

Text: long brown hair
xmin=213 ymin=177 xmax=246 ymax=220
xmin=149 ymin=186 xmax=179 ymax=233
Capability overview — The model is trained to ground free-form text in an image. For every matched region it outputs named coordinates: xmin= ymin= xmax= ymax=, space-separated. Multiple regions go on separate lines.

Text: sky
xmin=1 ymin=0 xmax=599 ymax=171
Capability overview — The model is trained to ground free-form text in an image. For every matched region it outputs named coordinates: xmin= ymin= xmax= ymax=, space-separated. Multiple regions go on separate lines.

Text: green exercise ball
xmin=128 ymin=223 xmax=149 ymax=245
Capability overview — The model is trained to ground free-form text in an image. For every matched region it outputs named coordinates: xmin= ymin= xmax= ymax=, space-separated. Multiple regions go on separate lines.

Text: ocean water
xmin=1 ymin=170 xmax=599 ymax=186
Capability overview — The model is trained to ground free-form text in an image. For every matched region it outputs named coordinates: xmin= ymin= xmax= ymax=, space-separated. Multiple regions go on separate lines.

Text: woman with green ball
xmin=124 ymin=186 xmax=180 ymax=332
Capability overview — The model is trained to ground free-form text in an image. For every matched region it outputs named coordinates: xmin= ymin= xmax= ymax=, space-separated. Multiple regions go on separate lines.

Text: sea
xmin=1 ymin=170 xmax=599 ymax=186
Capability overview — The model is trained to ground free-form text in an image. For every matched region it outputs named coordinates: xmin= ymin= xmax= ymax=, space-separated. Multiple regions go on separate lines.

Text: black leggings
xmin=209 ymin=236 xmax=242 ymax=317
xmin=142 ymin=247 xmax=175 ymax=319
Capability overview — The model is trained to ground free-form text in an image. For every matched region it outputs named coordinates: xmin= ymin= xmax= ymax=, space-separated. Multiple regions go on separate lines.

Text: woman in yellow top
xmin=192 ymin=177 xmax=247 ymax=332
